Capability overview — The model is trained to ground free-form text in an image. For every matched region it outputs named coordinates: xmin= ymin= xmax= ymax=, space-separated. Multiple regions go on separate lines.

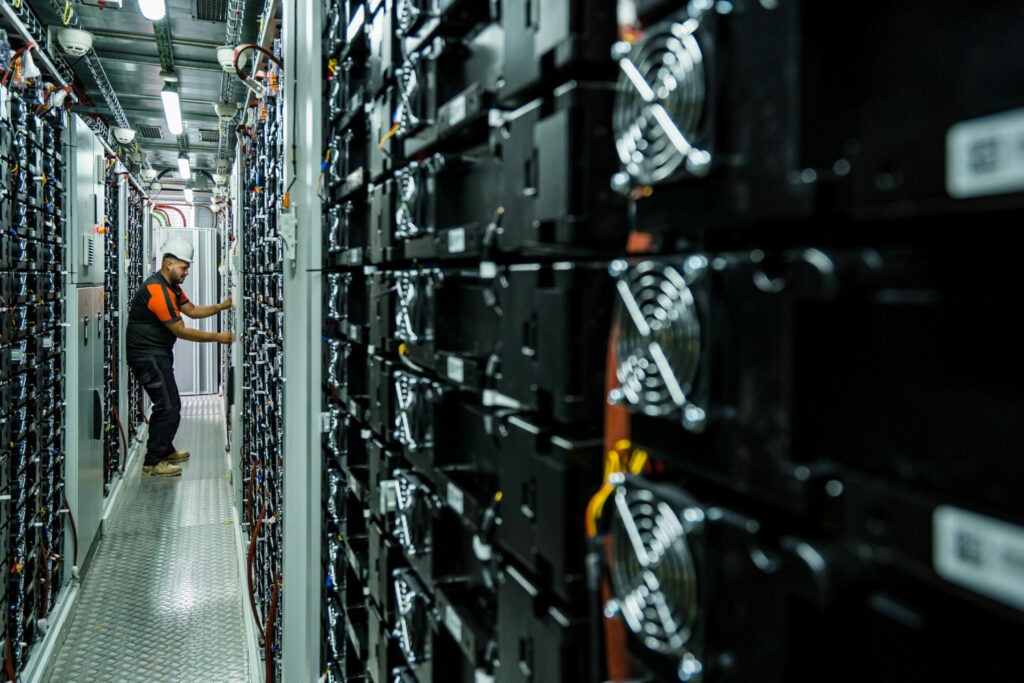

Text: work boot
xmin=142 ymin=461 xmax=183 ymax=477
xmin=166 ymin=450 xmax=190 ymax=463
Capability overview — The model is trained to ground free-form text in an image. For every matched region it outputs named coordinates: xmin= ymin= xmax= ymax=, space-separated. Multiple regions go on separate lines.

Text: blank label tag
xmin=447 ymin=94 xmax=467 ymax=127
xmin=447 ymin=228 xmax=466 ymax=254
xmin=947 ymin=108 xmax=1024 ymax=198
xmin=444 ymin=604 xmax=462 ymax=642
xmin=934 ymin=505 xmax=1024 ymax=611
xmin=446 ymin=356 xmax=464 ymax=384
xmin=447 ymin=482 xmax=464 ymax=515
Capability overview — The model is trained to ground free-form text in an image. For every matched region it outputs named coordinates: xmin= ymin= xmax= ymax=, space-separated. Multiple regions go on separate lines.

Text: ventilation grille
xmin=193 ymin=0 xmax=228 ymax=22
xmin=608 ymin=478 xmax=701 ymax=657
xmin=137 ymin=125 xmax=163 ymax=139
xmin=199 ymin=128 xmax=220 ymax=142
xmin=613 ymin=17 xmax=711 ymax=184
xmin=614 ymin=259 xmax=703 ymax=422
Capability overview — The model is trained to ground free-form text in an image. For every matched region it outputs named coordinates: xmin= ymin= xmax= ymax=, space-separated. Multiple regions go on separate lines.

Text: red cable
xmin=112 ymin=406 xmax=129 ymax=473
xmin=4 ymin=627 xmax=15 ymax=682
xmin=1 ymin=42 xmax=36 ymax=87
xmin=153 ymin=204 xmax=187 ymax=227
xmin=247 ymin=502 xmax=268 ymax=645
xmin=265 ymin=570 xmax=282 ymax=683
xmin=233 ymin=43 xmax=283 ymax=84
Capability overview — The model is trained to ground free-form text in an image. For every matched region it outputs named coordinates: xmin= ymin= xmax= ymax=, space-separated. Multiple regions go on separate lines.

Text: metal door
xmin=151 ymin=227 xmax=220 ymax=395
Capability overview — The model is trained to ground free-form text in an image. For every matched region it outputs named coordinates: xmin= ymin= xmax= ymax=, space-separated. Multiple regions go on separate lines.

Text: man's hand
xmin=216 ymin=331 xmax=235 ymax=344
xmin=219 ymin=296 xmax=233 ymax=312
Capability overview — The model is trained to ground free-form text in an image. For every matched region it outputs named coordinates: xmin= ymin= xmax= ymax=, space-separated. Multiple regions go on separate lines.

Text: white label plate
xmin=447 ymin=227 xmax=466 ymax=254
xmin=947 ymin=108 xmax=1024 ymax=198
xmin=444 ymin=604 xmax=462 ymax=642
xmin=446 ymin=356 xmax=464 ymax=384
xmin=447 ymin=94 xmax=467 ymax=127
xmin=447 ymin=482 xmax=464 ymax=515
xmin=934 ymin=505 xmax=1024 ymax=611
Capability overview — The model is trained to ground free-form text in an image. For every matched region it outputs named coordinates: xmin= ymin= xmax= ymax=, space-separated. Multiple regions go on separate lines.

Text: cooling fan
xmin=393 ymin=470 xmax=435 ymax=557
xmin=612 ymin=258 xmax=707 ymax=431
xmin=393 ymin=568 xmax=432 ymax=664
xmin=394 ymin=164 xmax=422 ymax=239
xmin=613 ymin=6 xmax=714 ymax=185
xmin=608 ymin=476 xmax=706 ymax=679
xmin=393 ymin=371 xmax=438 ymax=452
xmin=395 ymin=0 xmax=424 ymax=36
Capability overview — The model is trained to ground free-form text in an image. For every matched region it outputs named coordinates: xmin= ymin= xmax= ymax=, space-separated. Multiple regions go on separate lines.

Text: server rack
xmin=101 ymin=160 xmax=123 ymax=490
xmin=239 ymin=37 xmax=287 ymax=683
xmin=124 ymin=184 xmax=145 ymax=443
xmin=319 ymin=2 xmax=620 ymax=681
xmin=0 ymin=76 xmax=70 ymax=676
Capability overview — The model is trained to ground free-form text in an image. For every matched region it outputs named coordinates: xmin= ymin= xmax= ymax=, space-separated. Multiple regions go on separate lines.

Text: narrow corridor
xmin=48 ymin=396 xmax=248 ymax=682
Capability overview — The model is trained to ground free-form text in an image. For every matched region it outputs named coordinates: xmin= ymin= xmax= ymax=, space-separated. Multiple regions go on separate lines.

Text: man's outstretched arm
xmin=181 ymin=297 xmax=232 ymax=319
xmin=166 ymin=319 xmax=234 ymax=344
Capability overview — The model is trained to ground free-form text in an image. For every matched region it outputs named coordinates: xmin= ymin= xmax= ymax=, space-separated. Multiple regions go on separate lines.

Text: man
xmin=126 ymin=237 xmax=233 ymax=476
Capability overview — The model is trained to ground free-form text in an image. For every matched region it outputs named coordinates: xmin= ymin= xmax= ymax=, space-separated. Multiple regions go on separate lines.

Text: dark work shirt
xmin=126 ymin=272 xmax=190 ymax=361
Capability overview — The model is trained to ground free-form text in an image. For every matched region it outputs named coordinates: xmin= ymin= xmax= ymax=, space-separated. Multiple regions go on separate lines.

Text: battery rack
xmin=239 ymin=37 xmax=286 ymax=683
xmin=319 ymin=1 xmax=619 ymax=681
xmin=219 ymin=195 xmax=235 ymax=449
xmin=0 ymin=76 xmax=69 ymax=676
xmin=101 ymin=158 xmax=122 ymax=489
xmin=124 ymin=184 xmax=145 ymax=442
xmin=596 ymin=1 xmax=1024 ymax=682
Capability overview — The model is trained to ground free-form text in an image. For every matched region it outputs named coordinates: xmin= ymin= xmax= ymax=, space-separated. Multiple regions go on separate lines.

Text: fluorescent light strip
xmin=177 ymin=156 xmax=191 ymax=180
xmin=161 ymin=88 xmax=183 ymax=135
xmin=183 ymin=188 xmax=194 ymax=204
xmin=138 ymin=0 xmax=166 ymax=21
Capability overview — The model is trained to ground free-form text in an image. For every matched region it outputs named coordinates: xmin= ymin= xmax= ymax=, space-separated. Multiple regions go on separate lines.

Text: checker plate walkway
xmin=48 ymin=395 xmax=248 ymax=682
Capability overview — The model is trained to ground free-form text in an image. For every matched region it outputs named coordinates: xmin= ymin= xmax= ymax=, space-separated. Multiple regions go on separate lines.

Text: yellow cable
xmin=378 ymin=121 xmax=399 ymax=149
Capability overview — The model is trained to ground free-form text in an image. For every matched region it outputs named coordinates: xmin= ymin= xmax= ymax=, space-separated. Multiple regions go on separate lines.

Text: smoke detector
xmin=217 ymin=45 xmax=246 ymax=72
xmin=149 ymin=181 xmax=162 ymax=192
xmin=57 ymin=28 xmax=94 ymax=57
xmin=140 ymin=168 xmax=158 ymax=181
xmin=111 ymin=126 xmax=136 ymax=144
xmin=214 ymin=101 xmax=239 ymax=122
xmin=212 ymin=172 xmax=228 ymax=185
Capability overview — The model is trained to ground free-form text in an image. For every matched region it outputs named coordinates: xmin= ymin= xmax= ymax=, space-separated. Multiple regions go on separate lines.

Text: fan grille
xmin=396 ymin=0 xmax=423 ymax=35
xmin=393 ymin=569 xmax=431 ymax=663
xmin=615 ymin=261 xmax=701 ymax=417
xmin=613 ymin=19 xmax=708 ymax=185
xmin=609 ymin=483 xmax=699 ymax=655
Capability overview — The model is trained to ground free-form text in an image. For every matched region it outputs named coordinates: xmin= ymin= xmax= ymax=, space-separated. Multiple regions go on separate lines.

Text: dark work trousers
xmin=127 ymin=354 xmax=181 ymax=466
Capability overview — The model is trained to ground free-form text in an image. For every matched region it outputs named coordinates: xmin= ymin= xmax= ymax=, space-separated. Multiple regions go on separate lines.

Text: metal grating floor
xmin=48 ymin=395 xmax=249 ymax=682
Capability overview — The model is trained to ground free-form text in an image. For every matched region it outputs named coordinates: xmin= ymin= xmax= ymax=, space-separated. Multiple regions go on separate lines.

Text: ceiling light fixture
xmin=138 ymin=0 xmax=166 ymax=21
xmin=177 ymin=155 xmax=191 ymax=181
xmin=161 ymin=86 xmax=183 ymax=135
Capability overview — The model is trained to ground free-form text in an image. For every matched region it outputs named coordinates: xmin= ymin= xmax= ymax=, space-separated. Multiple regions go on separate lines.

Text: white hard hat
xmin=160 ymin=237 xmax=194 ymax=263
